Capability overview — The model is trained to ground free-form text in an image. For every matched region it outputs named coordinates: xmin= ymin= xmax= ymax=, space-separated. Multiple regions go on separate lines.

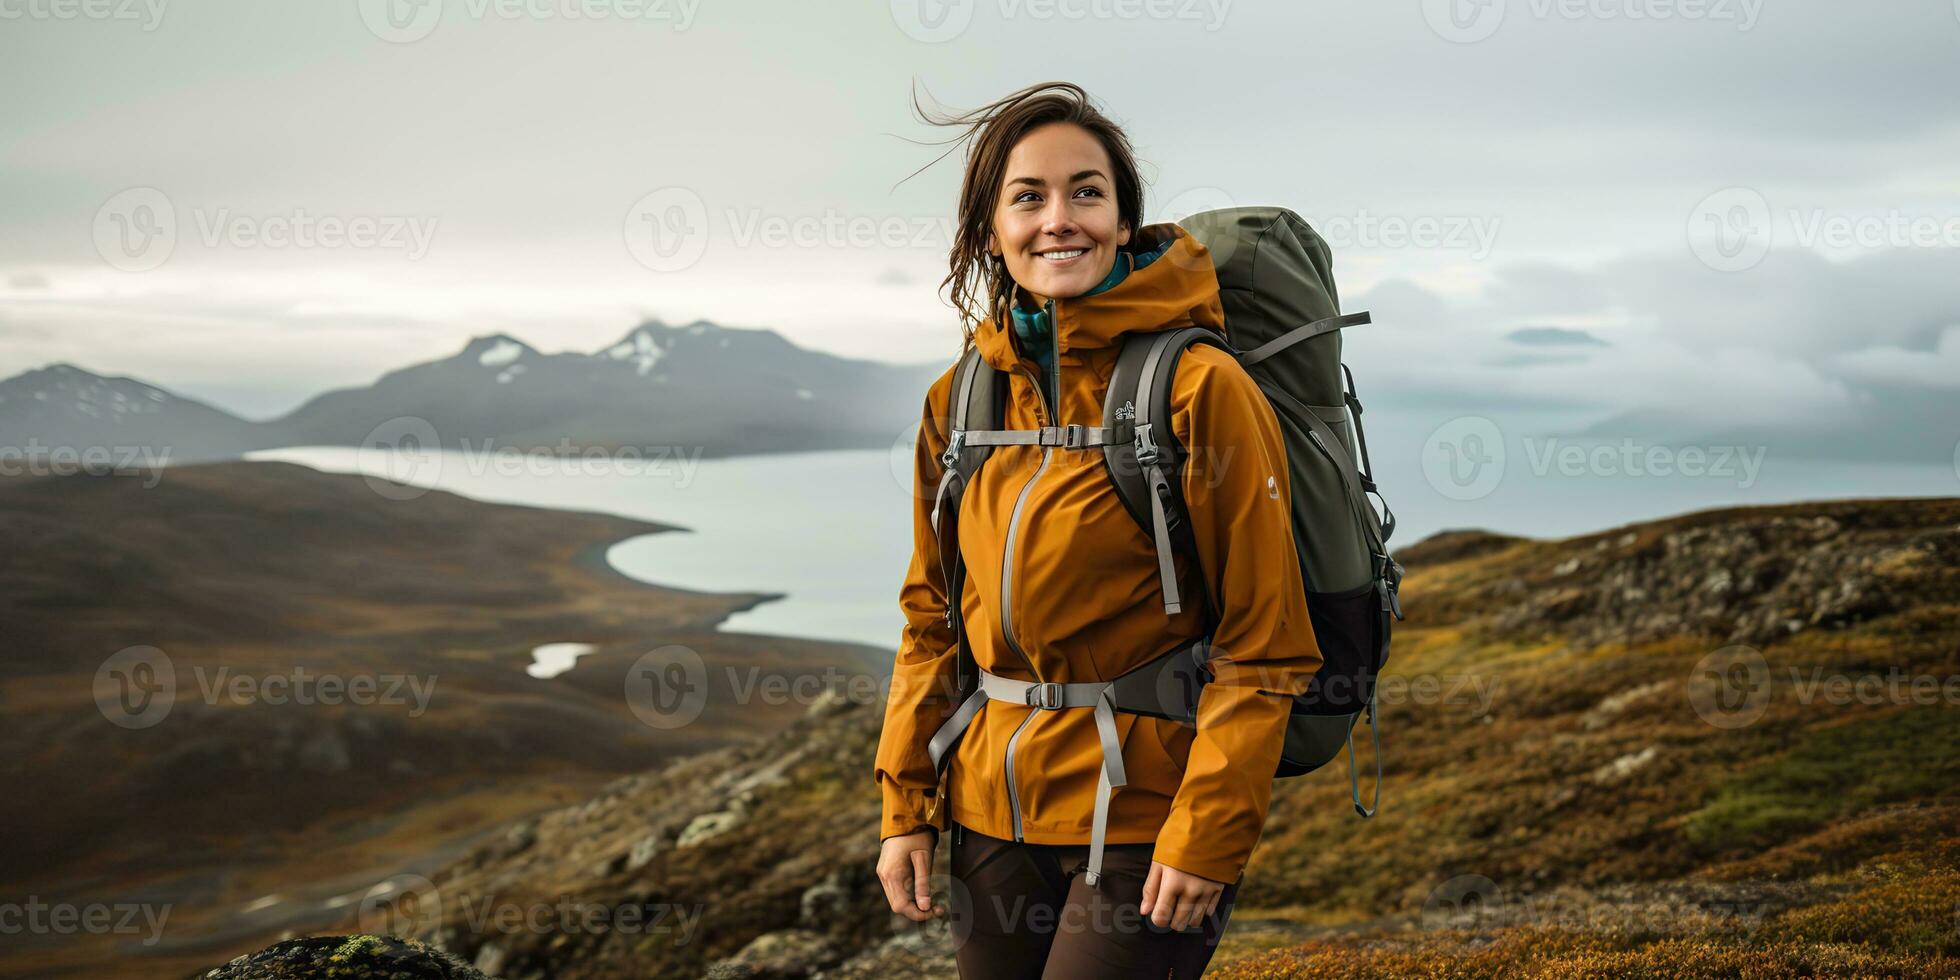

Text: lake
xmin=244 ymin=433 xmax=1960 ymax=650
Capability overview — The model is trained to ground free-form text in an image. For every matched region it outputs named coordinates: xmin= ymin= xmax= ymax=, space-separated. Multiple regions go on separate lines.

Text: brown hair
xmin=900 ymin=81 xmax=1147 ymax=357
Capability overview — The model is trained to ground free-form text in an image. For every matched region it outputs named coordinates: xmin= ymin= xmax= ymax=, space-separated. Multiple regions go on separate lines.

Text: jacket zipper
xmin=999 ymin=294 xmax=1062 ymax=842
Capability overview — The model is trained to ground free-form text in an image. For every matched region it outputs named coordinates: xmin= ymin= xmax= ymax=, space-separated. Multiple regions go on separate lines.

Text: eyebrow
xmin=1007 ymin=169 xmax=1107 ymax=188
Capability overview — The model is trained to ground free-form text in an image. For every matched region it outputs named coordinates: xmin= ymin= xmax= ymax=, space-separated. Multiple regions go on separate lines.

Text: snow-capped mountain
xmin=0 ymin=320 xmax=948 ymax=465
xmin=0 ymin=364 xmax=273 ymax=465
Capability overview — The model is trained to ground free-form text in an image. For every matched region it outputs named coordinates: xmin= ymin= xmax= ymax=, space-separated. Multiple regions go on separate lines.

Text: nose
xmin=1039 ymin=196 xmax=1078 ymax=238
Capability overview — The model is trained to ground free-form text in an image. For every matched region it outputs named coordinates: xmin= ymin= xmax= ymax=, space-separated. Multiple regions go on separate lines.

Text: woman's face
xmin=988 ymin=121 xmax=1131 ymax=307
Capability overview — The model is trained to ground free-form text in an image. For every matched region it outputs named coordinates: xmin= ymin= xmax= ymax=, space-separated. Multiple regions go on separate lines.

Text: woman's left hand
xmin=1139 ymin=860 xmax=1226 ymax=931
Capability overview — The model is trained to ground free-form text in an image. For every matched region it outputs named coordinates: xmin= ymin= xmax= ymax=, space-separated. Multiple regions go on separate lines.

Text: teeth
xmin=1039 ymin=248 xmax=1086 ymax=260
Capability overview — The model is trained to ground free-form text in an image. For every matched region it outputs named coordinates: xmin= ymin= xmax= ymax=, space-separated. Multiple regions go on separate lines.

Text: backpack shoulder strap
xmin=1099 ymin=326 xmax=1230 ymax=621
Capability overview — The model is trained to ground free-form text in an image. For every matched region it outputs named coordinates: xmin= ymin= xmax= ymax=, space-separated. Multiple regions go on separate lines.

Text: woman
xmin=874 ymin=82 xmax=1323 ymax=979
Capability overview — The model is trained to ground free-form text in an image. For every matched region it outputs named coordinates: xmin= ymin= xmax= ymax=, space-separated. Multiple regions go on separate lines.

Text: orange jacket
xmin=874 ymin=223 xmax=1323 ymax=884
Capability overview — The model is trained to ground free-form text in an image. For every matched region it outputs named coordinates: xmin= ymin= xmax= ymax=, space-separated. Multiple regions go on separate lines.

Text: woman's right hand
xmin=877 ymin=830 xmax=945 ymax=921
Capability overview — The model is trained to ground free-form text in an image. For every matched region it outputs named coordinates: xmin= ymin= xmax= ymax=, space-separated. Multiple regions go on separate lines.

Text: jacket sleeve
xmin=871 ymin=367 xmax=961 ymax=842
xmin=1151 ymin=344 xmax=1324 ymax=883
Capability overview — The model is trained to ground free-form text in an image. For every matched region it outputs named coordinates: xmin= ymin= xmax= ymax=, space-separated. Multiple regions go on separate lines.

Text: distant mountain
xmin=0 ymin=319 xmax=950 ymax=465
xmin=0 ymin=363 xmax=272 ymax=465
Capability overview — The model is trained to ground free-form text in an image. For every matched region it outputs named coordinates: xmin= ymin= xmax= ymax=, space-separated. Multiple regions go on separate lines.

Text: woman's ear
xmin=1117 ymin=221 xmax=1132 ymax=248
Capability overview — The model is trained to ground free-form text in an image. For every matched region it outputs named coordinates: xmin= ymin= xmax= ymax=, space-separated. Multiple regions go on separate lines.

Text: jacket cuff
xmin=1149 ymin=830 xmax=1247 ymax=885
xmin=877 ymin=775 xmax=949 ymax=841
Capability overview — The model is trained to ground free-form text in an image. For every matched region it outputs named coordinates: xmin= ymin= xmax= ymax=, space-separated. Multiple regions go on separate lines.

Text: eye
xmin=1075 ymin=185 xmax=1104 ymax=199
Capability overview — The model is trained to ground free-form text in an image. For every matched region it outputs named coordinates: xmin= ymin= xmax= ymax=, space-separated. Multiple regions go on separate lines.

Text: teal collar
xmin=1009 ymin=237 xmax=1173 ymax=348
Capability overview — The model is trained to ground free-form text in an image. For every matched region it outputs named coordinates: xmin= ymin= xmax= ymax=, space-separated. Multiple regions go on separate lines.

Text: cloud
xmin=1506 ymin=327 xmax=1608 ymax=347
xmin=1833 ymin=324 xmax=1960 ymax=389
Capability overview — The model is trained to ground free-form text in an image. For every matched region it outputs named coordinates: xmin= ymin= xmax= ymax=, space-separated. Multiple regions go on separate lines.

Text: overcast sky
xmin=2 ymin=0 xmax=1957 ymax=476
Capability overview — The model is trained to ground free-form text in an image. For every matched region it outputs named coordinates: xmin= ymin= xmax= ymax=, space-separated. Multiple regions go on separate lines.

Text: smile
xmin=1037 ymin=248 xmax=1088 ymax=263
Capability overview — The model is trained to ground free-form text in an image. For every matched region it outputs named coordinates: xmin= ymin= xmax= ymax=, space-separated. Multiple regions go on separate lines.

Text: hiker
xmin=873 ymin=81 xmax=1326 ymax=979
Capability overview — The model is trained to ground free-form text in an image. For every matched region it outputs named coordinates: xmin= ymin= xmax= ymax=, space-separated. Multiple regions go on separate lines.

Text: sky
xmin=2 ymin=0 xmax=1957 ymax=480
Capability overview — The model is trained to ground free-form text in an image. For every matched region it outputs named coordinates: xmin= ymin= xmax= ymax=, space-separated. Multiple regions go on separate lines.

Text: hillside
xmin=0 ymin=459 xmax=891 ymax=980
xmin=244 ymin=495 xmax=1960 ymax=978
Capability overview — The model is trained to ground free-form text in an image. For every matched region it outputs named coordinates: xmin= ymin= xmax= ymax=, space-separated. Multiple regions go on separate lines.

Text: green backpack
xmin=929 ymin=206 xmax=1402 ymax=824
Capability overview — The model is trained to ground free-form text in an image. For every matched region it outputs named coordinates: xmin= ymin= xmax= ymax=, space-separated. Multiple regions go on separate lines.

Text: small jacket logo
xmin=1114 ymin=399 xmax=1135 ymax=421
xmin=1267 ymin=474 xmax=1280 ymax=499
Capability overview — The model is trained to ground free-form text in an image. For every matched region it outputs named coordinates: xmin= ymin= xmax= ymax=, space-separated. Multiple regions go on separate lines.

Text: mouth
xmin=1034 ymin=246 xmax=1090 ymax=265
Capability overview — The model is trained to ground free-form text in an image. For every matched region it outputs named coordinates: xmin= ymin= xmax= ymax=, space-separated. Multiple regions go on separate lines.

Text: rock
xmin=704 ymin=929 xmax=840 ymax=979
xmin=678 ymin=808 xmax=745 ymax=848
xmin=200 ymin=934 xmax=498 ymax=979
xmin=806 ymin=687 xmax=853 ymax=718
xmin=800 ymin=870 xmax=850 ymax=927
xmin=628 ymin=833 xmax=662 ymax=871
xmin=1592 ymin=745 xmax=1660 ymax=784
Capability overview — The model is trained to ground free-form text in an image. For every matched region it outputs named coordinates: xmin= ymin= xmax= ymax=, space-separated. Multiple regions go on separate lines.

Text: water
xmin=241 ymin=432 xmax=1959 ymax=650
xmin=243 ymin=444 xmax=921 ymax=649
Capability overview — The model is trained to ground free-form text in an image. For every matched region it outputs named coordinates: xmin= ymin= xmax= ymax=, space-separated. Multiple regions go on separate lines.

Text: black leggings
xmin=946 ymin=820 xmax=1239 ymax=979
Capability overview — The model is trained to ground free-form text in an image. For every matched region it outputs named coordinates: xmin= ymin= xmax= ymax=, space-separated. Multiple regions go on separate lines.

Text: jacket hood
xmin=973 ymin=222 xmax=1225 ymax=374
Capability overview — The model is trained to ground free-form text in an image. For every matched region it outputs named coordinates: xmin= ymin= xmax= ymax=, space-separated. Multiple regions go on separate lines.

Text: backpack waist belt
xmin=923 ymin=635 xmax=1211 ymax=888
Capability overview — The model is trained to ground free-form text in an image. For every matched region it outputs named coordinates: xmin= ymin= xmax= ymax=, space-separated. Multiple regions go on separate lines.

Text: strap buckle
xmin=940 ymin=429 xmax=967 ymax=468
xmin=1025 ymin=682 xmax=1065 ymax=710
xmin=1133 ymin=423 xmax=1161 ymax=465
xmin=1062 ymin=424 xmax=1088 ymax=449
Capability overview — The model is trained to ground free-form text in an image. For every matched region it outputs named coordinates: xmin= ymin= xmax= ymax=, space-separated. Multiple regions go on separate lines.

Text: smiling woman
xmin=871 ymin=82 xmax=1322 ymax=980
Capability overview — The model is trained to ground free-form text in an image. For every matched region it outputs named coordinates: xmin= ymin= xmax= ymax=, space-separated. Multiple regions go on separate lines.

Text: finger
xmin=910 ymin=848 xmax=934 ymax=911
xmin=1140 ymin=862 xmax=1161 ymax=918
xmin=1173 ymin=892 xmax=1200 ymax=932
